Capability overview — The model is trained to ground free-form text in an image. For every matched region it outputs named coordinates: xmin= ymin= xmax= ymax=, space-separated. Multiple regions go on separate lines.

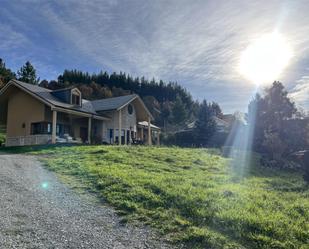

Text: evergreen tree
xmin=0 ymin=58 xmax=15 ymax=87
xmin=194 ymin=100 xmax=216 ymax=146
xmin=17 ymin=61 xmax=39 ymax=84
xmin=211 ymin=102 xmax=223 ymax=118
xmin=249 ymin=81 xmax=297 ymax=160
xmin=171 ymin=96 xmax=187 ymax=124
xmin=39 ymin=79 xmax=49 ymax=88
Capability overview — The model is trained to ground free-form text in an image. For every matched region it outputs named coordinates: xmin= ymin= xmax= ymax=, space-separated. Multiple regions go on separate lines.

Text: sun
xmin=239 ymin=32 xmax=293 ymax=85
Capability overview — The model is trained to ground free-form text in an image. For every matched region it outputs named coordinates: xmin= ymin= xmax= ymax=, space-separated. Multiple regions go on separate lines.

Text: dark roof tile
xmin=91 ymin=94 xmax=137 ymax=111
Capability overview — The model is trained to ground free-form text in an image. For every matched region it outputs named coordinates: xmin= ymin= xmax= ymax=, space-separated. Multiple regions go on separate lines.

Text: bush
xmin=0 ymin=133 xmax=5 ymax=146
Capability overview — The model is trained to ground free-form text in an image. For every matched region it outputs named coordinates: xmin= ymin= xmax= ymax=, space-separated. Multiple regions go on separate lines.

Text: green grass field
xmin=3 ymin=145 xmax=309 ymax=249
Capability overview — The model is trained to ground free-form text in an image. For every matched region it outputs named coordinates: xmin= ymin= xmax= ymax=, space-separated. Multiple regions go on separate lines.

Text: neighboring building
xmin=0 ymin=80 xmax=160 ymax=147
xmin=180 ymin=116 xmax=230 ymax=134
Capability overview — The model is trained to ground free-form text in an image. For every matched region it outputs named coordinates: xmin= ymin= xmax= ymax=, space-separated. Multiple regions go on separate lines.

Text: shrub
xmin=0 ymin=133 xmax=5 ymax=146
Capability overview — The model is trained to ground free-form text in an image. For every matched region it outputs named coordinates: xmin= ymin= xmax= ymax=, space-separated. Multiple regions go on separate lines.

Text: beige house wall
xmin=7 ymin=90 xmax=45 ymax=137
xmin=103 ymin=104 xmax=137 ymax=143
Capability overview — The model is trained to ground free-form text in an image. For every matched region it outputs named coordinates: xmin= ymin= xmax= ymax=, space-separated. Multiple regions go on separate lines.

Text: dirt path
xmin=0 ymin=154 xmax=175 ymax=249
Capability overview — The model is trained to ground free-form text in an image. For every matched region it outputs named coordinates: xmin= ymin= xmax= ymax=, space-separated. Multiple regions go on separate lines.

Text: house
xmin=0 ymin=80 xmax=160 ymax=147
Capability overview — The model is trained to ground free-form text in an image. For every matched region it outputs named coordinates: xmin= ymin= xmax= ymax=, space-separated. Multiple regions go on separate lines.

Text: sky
xmin=0 ymin=0 xmax=308 ymax=113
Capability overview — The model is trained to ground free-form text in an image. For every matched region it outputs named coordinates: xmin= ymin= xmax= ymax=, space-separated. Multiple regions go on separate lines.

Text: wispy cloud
xmin=1 ymin=0 xmax=309 ymax=112
xmin=289 ymin=76 xmax=309 ymax=108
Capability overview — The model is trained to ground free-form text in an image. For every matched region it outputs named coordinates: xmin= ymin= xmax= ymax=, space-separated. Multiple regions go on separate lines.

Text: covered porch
xmin=5 ymin=107 xmax=107 ymax=147
xmin=47 ymin=107 xmax=107 ymax=145
xmin=136 ymin=121 xmax=161 ymax=145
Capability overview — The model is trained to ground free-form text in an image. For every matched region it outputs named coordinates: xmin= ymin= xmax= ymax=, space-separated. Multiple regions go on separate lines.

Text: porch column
xmin=157 ymin=131 xmax=160 ymax=146
xmin=118 ymin=109 xmax=122 ymax=145
xmin=124 ymin=129 xmax=127 ymax=145
xmin=129 ymin=128 xmax=132 ymax=145
xmin=52 ymin=110 xmax=57 ymax=144
xmin=113 ymin=128 xmax=115 ymax=144
xmin=141 ymin=127 xmax=144 ymax=142
xmin=148 ymin=116 xmax=152 ymax=145
xmin=88 ymin=117 xmax=92 ymax=144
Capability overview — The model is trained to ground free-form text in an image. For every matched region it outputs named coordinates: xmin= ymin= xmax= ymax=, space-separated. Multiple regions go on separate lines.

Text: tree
xmin=17 ymin=61 xmax=39 ymax=84
xmin=0 ymin=58 xmax=15 ymax=87
xmin=194 ymin=100 xmax=216 ymax=146
xmin=171 ymin=96 xmax=188 ymax=124
xmin=249 ymin=81 xmax=298 ymax=160
xmin=211 ymin=102 xmax=223 ymax=118
xmin=39 ymin=79 xmax=49 ymax=88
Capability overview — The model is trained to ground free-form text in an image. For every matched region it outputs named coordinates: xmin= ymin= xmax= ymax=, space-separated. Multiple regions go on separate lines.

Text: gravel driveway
xmin=0 ymin=154 xmax=176 ymax=249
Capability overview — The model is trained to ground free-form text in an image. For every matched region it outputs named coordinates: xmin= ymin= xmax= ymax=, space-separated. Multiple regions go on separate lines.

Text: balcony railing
xmin=6 ymin=135 xmax=52 ymax=147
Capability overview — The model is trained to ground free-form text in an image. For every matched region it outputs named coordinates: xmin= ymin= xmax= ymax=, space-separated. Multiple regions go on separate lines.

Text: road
xmin=0 ymin=153 xmax=175 ymax=249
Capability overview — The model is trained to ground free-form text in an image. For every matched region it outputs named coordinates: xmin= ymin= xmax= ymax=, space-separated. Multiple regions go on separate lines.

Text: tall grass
xmin=15 ymin=145 xmax=309 ymax=248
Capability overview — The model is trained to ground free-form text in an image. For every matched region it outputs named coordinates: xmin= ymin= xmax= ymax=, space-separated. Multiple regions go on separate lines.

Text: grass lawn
xmin=3 ymin=145 xmax=309 ymax=249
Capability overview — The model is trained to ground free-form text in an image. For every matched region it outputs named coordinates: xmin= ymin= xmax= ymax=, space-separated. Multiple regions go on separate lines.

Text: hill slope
xmin=7 ymin=145 xmax=308 ymax=249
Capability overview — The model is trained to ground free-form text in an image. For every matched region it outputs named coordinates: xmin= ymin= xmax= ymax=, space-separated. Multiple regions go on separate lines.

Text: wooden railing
xmin=6 ymin=135 xmax=52 ymax=147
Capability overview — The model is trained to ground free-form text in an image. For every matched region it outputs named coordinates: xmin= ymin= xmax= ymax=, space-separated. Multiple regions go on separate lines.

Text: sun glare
xmin=239 ymin=32 xmax=293 ymax=85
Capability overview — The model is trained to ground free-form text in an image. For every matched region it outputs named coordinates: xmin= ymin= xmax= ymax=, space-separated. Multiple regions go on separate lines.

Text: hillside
xmin=5 ymin=145 xmax=308 ymax=249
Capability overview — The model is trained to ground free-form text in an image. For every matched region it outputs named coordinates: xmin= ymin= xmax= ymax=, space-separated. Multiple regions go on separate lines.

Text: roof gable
xmin=2 ymin=80 xmax=99 ymax=116
xmin=91 ymin=94 xmax=154 ymax=119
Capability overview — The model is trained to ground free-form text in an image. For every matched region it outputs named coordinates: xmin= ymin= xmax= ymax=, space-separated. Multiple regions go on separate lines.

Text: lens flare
xmin=223 ymin=92 xmax=258 ymax=178
xmin=41 ymin=182 xmax=49 ymax=189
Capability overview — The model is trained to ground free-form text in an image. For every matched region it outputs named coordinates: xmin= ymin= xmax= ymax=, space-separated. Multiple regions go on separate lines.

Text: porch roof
xmin=138 ymin=121 xmax=161 ymax=130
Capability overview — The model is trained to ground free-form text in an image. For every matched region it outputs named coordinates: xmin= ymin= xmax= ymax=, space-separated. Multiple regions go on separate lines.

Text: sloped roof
xmin=3 ymin=80 xmax=101 ymax=117
xmin=1 ymin=80 xmax=153 ymax=120
xmin=91 ymin=94 xmax=137 ymax=111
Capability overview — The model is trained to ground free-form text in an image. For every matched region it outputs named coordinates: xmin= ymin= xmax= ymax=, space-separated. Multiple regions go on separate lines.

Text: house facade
xmin=0 ymin=80 xmax=160 ymax=147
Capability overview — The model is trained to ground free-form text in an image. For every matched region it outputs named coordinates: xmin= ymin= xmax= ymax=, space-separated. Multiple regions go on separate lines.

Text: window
xmin=47 ymin=123 xmax=51 ymax=133
xmin=56 ymin=124 xmax=60 ymax=135
xmin=128 ymin=104 xmax=133 ymax=115
xmin=72 ymin=93 xmax=80 ymax=106
xmin=31 ymin=122 xmax=52 ymax=135
xmin=31 ymin=122 xmax=70 ymax=136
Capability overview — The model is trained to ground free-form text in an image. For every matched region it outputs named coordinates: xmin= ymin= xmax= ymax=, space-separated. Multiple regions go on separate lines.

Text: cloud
xmin=1 ymin=0 xmax=309 ymax=112
xmin=289 ymin=76 xmax=309 ymax=108
xmin=0 ymin=24 xmax=29 ymax=51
